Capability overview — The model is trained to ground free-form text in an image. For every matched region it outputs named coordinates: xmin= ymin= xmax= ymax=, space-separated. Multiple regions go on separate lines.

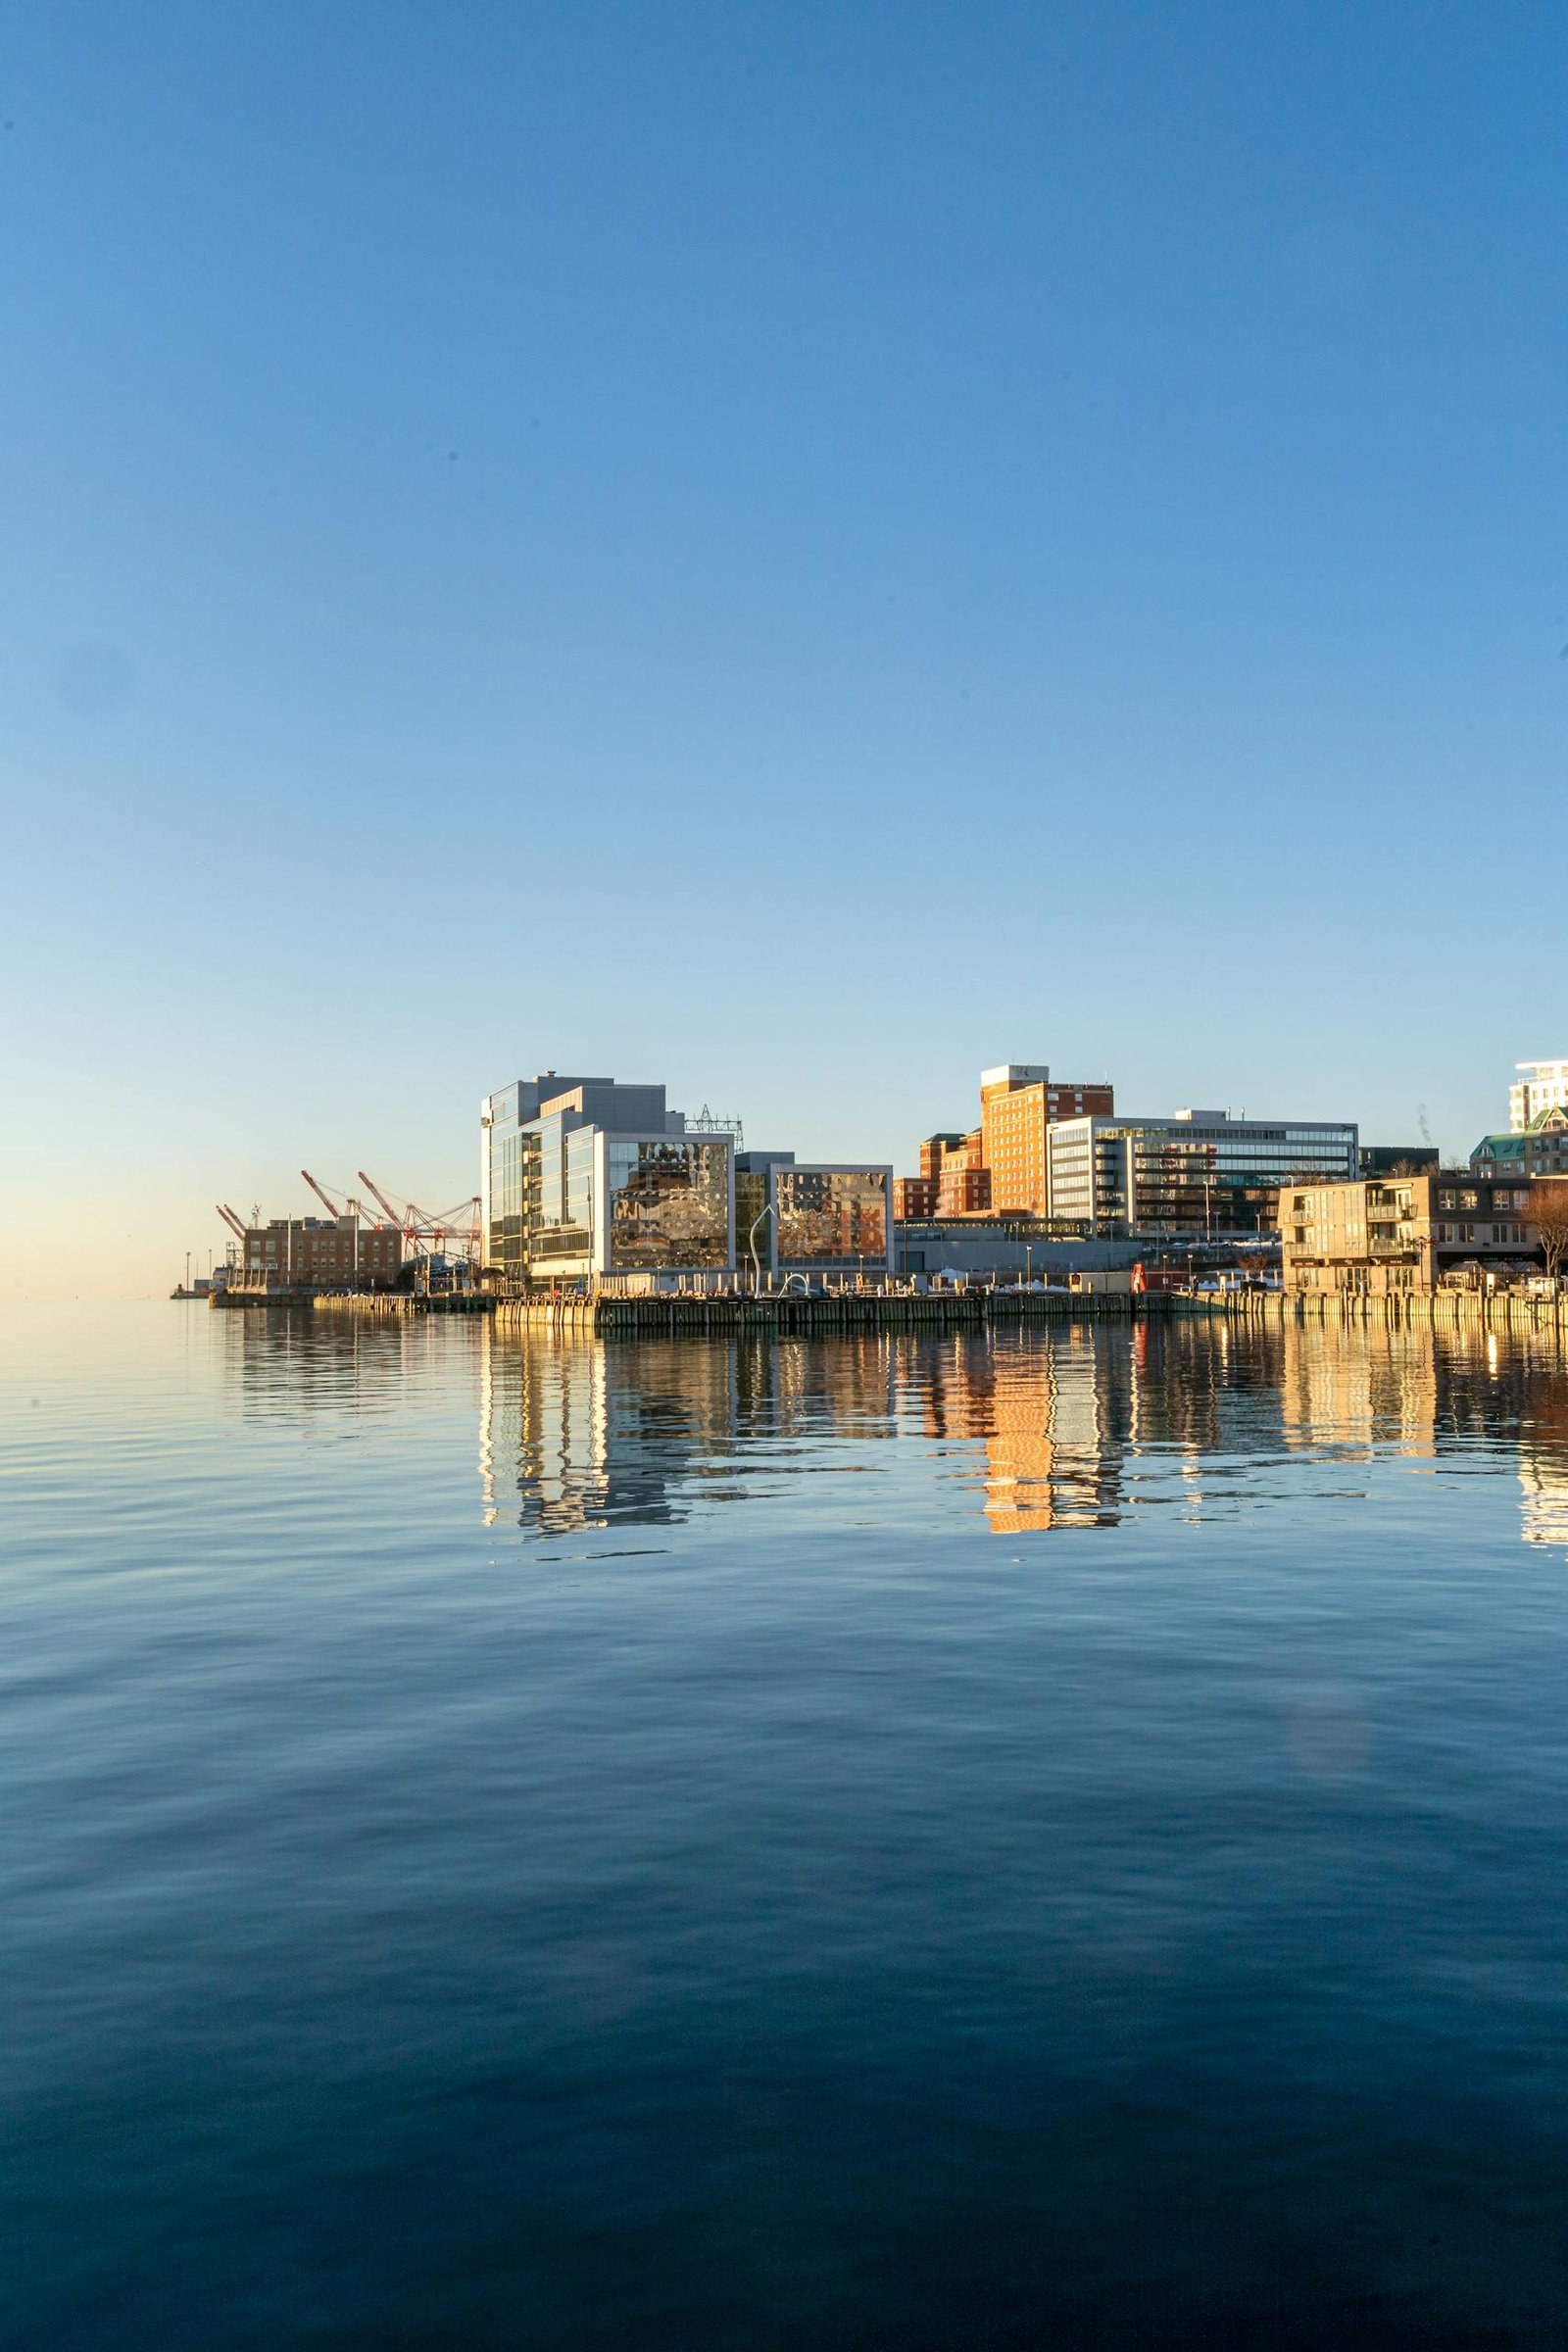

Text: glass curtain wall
xmin=1123 ymin=1124 xmax=1357 ymax=1238
xmin=530 ymin=1114 xmax=596 ymax=1269
xmin=608 ymin=1141 xmax=731 ymax=1270
xmin=774 ymin=1169 xmax=889 ymax=1269
xmin=486 ymin=1089 xmax=526 ymax=1288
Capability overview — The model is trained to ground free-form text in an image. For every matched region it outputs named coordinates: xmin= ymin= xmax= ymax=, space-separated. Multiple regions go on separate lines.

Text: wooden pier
xmin=1288 ymin=1288 xmax=1567 ymax=1337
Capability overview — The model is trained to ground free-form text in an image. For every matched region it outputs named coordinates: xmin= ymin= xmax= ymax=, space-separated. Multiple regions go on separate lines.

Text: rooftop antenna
xmin=694 ymin=1103 xmax=745 ymax=1150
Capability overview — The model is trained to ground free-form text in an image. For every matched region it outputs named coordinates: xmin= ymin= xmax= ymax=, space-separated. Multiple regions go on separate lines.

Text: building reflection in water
xmin=215 ymin=1303 xmax=1568 ymax=1557
xmin=478 ymin=1323 xmax=912 ymax=1536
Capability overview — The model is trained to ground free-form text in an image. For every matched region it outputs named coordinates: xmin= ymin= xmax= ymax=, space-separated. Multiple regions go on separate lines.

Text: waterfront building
xmin=1471 ymin=1104 xmax=1568 ymax=1181
xmin=1279 ymin=1172 xmax=1539 ymax=1295
xmin=980 ymin=1065 xmax=1115 ymax=1217
xmin=1510 ymin=1058 xmax=1568 ymax=1131
xmin=734 ymin=1153 xmax=894 ymax=1279
xmin=240 ymin=1214 xmax=403 ymax=1292
xmin=481 ymin=1074 xmax=733 ymax=1288
xmin=1047 ymin=1108 xmax=1358 ymax=1238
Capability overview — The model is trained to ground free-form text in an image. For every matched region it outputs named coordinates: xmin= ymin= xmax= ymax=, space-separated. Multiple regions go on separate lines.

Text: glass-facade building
xmin=735 ymin=1156 xmax=894 ymax=1276
xmin=483 ymin=1077 xmax=895 ymax=1287
xmin=481 ymin=1074 xmax=734 ymax=1286
xmin=1046 ymin=1112 xmax=1358 ymax=1239
xmin=606 ymin=1139 xmax=732 ymax=1271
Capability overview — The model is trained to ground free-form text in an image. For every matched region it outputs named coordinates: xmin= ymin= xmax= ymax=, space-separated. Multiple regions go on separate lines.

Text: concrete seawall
xmin=286 ymin=1286 xmax=1567 ymax=1341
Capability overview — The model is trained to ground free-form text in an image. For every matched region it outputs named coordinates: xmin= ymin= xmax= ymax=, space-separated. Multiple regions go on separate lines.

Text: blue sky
xmin=2 ymin=1 xmax=1564 ymax=1291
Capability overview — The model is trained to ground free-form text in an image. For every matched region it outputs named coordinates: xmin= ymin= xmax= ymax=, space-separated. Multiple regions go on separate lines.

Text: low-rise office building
xmin=735 ymin=1153 xmax=894 ymax=1278
xmin=1280 ymin=1173 xmax=1539 ymax=1294
xmin=1047 ymin=1109 xmax=1358 ymax=1238
xmin=482 ymin=1075 xmax=893 ymax=1289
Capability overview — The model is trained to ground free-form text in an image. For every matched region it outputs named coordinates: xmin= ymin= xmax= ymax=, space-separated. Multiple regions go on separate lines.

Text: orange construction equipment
xmin=301 ymin=1170 xmax=346 ymax=1220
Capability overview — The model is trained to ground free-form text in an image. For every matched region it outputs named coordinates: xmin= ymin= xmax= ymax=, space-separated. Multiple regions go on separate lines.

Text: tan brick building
xmin=1279 ymin=1173 xmax=1541 ymax=1295
xmin=895 ymin=1067 xmax=1116 ymax=1228
xmin=893 ymin=1176 xmax=939 ymax=1221
xmin=979 ymin=1065 xmax=1115 ymax=1217
xmin=241 ymin=1215 xmax=404 ymax=1291
xmin=936 ymin=1130 xmax=991 ymax=1215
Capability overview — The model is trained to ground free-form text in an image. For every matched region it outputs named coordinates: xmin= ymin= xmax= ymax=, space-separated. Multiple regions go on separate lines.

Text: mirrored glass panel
xmin=608 ymin=1141 xmax=730 ymax=1270
xmin=774 ymin=1168 xmax=888 ymax=1269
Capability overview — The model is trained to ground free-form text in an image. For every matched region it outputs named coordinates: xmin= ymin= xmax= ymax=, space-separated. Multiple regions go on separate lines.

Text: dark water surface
xmin=4 ymin=1301 xmax=1568 ymax=2348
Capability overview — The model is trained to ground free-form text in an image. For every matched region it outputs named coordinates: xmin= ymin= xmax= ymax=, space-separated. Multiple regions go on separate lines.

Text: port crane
xmin=300 ymin=1169 xmax=349 ymax=1220
xmin=358 ymin=1172 xmax=482 ymax=1288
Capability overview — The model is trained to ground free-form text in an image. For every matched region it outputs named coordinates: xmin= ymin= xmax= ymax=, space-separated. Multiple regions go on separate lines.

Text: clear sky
xmin=3 ymin=1 xmax=1564 ymax=1295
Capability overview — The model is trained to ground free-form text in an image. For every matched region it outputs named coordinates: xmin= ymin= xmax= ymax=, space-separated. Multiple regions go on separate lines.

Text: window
xmin=1460 ymin=1191 xmax=1479 ymax=1211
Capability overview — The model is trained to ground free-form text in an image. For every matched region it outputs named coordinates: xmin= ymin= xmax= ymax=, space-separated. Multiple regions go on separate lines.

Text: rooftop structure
xmin=1359 ymin=1145 xmax=1440 ymax=1178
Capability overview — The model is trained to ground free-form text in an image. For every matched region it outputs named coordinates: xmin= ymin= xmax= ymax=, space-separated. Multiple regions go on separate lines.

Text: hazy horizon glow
xmin=3 ymin=3 xmax=1564 ymax=1295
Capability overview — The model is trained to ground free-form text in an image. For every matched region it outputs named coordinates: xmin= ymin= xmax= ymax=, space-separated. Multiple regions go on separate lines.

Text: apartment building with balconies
xmin=1280 ymin=1173 xmax=1540 ymax=1295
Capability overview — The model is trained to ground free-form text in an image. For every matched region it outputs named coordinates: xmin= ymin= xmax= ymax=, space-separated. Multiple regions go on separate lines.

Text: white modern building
xmin=481 ymin=1075 xmax=734 ymax=1289
xmin=1045 ymin=1108 xmax=1359 ymax=1238
xmin=1510 ymin=1059 xmax=1568 ymax=1133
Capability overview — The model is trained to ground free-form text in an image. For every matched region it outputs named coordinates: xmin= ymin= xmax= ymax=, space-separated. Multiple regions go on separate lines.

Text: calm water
xmin=4 ymin=1302 xmax=1567 ymax=2348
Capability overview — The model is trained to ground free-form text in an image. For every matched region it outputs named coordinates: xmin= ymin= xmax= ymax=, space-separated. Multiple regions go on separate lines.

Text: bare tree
xmin=1530 ymin=1182 xmax=1568 ymax=1283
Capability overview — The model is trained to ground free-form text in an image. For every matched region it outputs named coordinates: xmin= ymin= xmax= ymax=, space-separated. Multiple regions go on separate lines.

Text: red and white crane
xmin=300 ymin=1169 xmax=347 ymax=1220
xmin=358 ymin=1173 xmax=481 ymax=1271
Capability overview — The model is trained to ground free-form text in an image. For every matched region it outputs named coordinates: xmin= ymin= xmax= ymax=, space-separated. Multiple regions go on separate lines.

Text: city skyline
xmin=13 ymin=1038 xmax=1562 ymax=1298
